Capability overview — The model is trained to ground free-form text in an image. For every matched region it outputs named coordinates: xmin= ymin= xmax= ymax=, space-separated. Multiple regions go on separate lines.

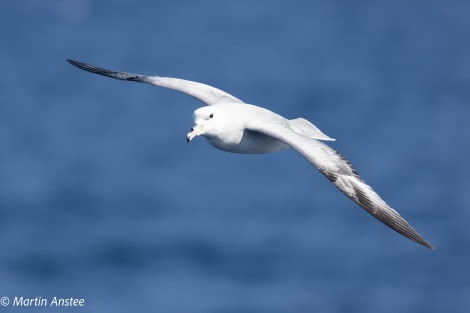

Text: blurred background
xmin=1 ymin=1 xmax=469 ymax=312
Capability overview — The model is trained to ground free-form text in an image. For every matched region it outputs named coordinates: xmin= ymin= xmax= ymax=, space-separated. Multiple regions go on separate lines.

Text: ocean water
xmin=1 ymin=1 xmax=469 ymax=312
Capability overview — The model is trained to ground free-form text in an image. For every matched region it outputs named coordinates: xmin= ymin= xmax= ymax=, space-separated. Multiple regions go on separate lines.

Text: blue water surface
xmin=1 ymin=1 xmax=469 ymax=312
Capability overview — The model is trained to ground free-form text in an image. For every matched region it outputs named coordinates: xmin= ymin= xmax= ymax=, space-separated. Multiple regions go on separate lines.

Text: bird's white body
xmin=189 ymin=103 xmax=333 ymax=154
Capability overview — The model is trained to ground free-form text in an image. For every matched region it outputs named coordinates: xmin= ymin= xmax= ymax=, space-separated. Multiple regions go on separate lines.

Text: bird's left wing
xmin=67 ymin=59 xmax=244 ymax=106
xmin=247 ymin=119 xmax=434 ymax=249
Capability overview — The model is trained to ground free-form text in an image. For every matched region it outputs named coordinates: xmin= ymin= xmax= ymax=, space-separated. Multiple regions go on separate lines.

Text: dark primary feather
xmin=315 ymin=142 xmax=434 ymax=249
xmin=67 ymin=59 xmax=150 ymax=83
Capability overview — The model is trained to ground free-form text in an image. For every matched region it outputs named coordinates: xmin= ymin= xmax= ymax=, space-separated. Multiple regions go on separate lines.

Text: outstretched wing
xmin=67 ymin=59 xmax=244 ymax=106
xmin=248 ymin=121 xmax=434 ymax=249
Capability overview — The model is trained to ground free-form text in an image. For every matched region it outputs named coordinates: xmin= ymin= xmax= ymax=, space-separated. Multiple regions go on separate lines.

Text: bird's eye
xmin=209 ymin=113 xmax=214 ymax=118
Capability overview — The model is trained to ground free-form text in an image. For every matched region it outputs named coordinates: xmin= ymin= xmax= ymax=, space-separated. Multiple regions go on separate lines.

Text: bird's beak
xmin=186 ymin=124 xmax=204 ymax=142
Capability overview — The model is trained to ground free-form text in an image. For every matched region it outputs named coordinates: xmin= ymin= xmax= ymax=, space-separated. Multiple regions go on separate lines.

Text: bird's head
xmin=186 ymin=106 xmax=217 ymax=142
xmin=186 ymin=105 xmax=245 ymax=152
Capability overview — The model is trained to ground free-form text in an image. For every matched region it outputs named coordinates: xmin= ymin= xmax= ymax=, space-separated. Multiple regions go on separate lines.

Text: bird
xmin=67 ymin=59 xmax=434 ymax=249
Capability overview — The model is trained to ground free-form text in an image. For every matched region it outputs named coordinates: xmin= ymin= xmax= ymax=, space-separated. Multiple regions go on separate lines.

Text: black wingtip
xmin=66 ymin=59 xmax=148 ymax=83
xmin=416 ymin=238 xmax=434 ymax=250
xmin=66 ymin=59 xmax=101 ymax=74
xmin=423 ymin=240 xmax=435 ymax=250
xmin=395 ymin=220 xmax=435 ymax=250
xmin=375 ymin=208 xmax=435 ymax=250
xmin=67 ymin=59 xmax=93 ymax=72
xmin=67 ymin=59 xmax=83 ymax=67
xmin=397 ymin=225 xmax=435 ymax=250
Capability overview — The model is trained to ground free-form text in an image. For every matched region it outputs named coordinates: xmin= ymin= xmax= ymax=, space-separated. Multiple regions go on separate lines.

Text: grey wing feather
xmin=67 ymin=59 xmax=244 ymax=106
xmin=248 ymin=121 xmax=434 ymax=249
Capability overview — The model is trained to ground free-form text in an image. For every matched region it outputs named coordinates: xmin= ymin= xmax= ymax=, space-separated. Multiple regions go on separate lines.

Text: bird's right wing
xmin=247 ymin=118 xmax=434 ymax=249
xmin=67 ymin=59 xmax=244 ymax=106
